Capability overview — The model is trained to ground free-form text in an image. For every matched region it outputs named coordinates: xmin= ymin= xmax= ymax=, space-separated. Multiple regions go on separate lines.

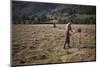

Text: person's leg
xmin=64 ymin=37 xmax=67 ymax=49
xmin=67 ymin=35 xmax=70 ymax=48
xmin=64 ymin=32 xmax=70 ymax=49
xmin=64 ymin=32 xmax=67 ymax=49
xmin=68 ymin=41 xmax=70 ymax=48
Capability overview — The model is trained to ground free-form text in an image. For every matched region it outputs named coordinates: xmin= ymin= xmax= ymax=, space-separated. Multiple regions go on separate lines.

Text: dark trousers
xmin=64 ymin=32 xmax=70 ymax=49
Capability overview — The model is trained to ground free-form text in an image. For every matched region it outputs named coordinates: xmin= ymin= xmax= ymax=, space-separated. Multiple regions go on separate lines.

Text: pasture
xmin=12 ymin=24 xmax=96 ymax=65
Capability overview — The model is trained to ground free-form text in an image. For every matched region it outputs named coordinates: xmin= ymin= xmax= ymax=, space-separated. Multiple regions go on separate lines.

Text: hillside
xmin=12 ymin=1 xmax=96 ymax=24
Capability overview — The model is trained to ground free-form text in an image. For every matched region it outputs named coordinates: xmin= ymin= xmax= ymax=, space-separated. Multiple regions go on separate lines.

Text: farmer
xmin=64 ymin=20 xmax=74 ymax=49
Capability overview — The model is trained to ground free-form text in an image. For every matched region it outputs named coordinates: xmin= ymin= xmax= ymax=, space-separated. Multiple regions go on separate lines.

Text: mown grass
xmin=12 ymin=24 xmax=96 ymax=65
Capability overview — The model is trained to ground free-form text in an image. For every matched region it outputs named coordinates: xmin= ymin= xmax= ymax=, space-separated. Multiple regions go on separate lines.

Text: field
xmin=12 ymin=24 xmax=96 ymax=65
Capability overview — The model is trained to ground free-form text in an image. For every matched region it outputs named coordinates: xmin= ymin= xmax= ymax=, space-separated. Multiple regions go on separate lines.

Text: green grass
xmin=77 ymin=14 xmax=96 ymax=19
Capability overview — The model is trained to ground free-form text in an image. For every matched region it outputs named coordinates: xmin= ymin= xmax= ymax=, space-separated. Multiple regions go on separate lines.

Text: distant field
xmin=12 ymin=24 xmax=96 ymax=65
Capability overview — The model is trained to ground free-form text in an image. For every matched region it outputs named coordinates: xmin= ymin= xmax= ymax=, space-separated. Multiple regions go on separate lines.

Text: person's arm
xmin=70 ymin=24 xmax=73 ymax=33
xmin=70 ymin=25 xmax=78 ymax=34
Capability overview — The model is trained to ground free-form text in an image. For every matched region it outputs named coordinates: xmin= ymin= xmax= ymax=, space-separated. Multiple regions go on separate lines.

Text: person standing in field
xmin=64 ymin=20 xmax=74 ymax=49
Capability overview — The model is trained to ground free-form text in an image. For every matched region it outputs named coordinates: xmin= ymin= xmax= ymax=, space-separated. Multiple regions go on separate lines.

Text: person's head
xmin=69 ymin=19 xmax=73 ymax=24
xmin=54 ymin=17 xmax=57 ymax=20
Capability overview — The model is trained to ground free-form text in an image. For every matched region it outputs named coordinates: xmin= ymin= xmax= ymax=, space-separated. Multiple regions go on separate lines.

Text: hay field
xmin=12 ymin=24 xmax=96 ymax=65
